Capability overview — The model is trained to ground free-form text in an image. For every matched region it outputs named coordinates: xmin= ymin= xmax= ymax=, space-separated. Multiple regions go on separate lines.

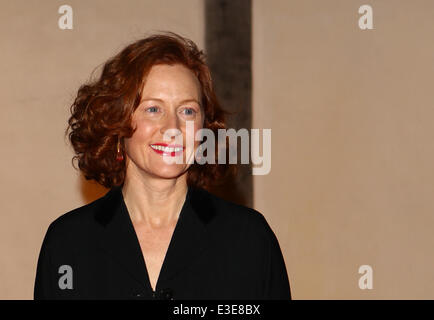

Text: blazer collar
xmin=94 ymin=184 xmax=215 ymax=293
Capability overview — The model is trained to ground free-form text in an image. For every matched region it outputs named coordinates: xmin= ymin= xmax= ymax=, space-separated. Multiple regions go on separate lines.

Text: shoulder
xmin=192 ymin=187 xmax=275 ymax=242
xmin=42 ymin=191 xmax=108 ymax=245
xmin=195 ymin=188 xmax=287 ymax=285
xmin=191 ymin=187 xmax=265 ymax=221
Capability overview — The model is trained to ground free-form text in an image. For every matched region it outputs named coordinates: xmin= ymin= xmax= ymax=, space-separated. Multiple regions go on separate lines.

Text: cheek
xmin=133 ymin=120 xmax=157 ymax=141
xmin=182 ymin=124 xmax=203 ymax=145
xmin=126 ymin=120 xmax=158 ymax=151
xmin=194 ymin=121 xmax=204 ymax=141
xmin=194 ymin=129 xmax=202 ymax=145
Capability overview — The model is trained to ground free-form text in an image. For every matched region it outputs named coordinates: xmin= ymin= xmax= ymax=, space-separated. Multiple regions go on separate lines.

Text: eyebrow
xmin=141 ymin=97 xmax=201 ymax=106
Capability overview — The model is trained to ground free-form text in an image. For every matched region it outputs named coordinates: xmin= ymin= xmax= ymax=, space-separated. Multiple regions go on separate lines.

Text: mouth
xmin=150 ymin=143 xmax=184 ymax=157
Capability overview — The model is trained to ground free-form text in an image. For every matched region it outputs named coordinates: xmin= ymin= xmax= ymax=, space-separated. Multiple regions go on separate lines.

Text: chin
xmin=150 ymin=166 xmax=188 ymax=180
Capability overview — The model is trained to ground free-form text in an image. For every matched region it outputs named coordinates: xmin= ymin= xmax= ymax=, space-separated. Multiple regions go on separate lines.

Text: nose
xmin=160 ymin=111 xmax=182 ymax=138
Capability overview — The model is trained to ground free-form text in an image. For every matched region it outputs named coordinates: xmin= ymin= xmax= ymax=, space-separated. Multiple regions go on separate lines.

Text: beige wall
xmin=0 ymin=0 xmax=203 ymax=300
xmin=253 ymin=0 xmax=434 ymax=299
xmin=2 ymin=0 xmax=434 ymax=300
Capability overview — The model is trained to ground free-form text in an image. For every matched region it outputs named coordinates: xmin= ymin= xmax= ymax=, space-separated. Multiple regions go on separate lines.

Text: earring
xmin=116 ymin=136 xmax=124 ymax=162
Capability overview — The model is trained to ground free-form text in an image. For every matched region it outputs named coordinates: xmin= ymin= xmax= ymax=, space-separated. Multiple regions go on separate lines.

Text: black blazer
xmin=34 ymin=185 xmax=291 ymax=300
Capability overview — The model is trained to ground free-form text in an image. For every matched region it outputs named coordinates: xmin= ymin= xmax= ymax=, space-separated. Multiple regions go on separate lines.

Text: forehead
xmin=141 ymin=64 xmax=201 ymax=100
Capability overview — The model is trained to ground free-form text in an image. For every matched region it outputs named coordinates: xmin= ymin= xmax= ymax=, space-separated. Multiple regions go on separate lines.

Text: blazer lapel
xmin=157 ymin=186 xmax=215 ymax=285
xmin=94 ymin=185 xmax=216 ymax=292
xmin=94 ymin=186 xmax=148 ymax=289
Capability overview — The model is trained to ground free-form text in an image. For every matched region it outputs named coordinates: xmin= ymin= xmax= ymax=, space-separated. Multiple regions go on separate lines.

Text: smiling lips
xmin=150 ymin=143 xmax=184 ymax=157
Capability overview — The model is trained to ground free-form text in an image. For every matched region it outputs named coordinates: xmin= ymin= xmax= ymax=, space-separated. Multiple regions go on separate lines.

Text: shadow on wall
xmin=208 ymin=166 xmax=250 ymax=207
xmin=78 ymin=175 xmax=108 ymax=204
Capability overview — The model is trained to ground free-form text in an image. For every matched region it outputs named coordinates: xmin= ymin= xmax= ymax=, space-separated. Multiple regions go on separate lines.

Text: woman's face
xmin=124 ymin=63 xmax=204 ymax=181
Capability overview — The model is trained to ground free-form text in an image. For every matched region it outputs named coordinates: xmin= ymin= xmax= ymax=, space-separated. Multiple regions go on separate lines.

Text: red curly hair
xmin=65 ymin=32 xmax=234 ymax=190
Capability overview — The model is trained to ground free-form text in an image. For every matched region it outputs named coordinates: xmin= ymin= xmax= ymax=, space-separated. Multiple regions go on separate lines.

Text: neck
xmin=121 ymin=168 xmax=188 ymax=229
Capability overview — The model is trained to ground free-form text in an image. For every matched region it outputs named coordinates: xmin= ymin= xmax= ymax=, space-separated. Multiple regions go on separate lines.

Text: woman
xmin=34 ymin=32 xmax=291 ymax=300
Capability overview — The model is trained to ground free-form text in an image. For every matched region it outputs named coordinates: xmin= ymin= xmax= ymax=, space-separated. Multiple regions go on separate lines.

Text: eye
xmin=182 ymin=108 xmax=197 ymax=116
xmin=146 ymin=106 xmax=159 ymax=113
